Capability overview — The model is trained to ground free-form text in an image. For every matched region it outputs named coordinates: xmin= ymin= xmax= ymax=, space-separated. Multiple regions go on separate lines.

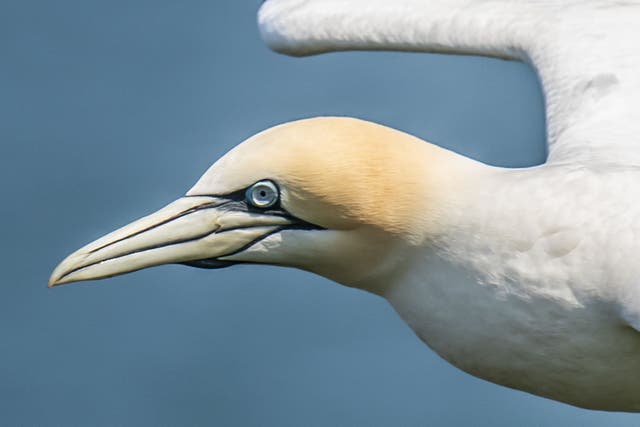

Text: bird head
xmin=49 ymin=117 xmax=474 ymax=292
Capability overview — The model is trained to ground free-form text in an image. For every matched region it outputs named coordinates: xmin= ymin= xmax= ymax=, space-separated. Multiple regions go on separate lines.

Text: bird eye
xmin=246 ymin=180 xmax=279 ymax=208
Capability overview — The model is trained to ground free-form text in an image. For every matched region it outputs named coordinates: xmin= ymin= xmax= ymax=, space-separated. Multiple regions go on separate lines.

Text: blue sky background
xmin=2 ymin=0 xmax=639 ymax=425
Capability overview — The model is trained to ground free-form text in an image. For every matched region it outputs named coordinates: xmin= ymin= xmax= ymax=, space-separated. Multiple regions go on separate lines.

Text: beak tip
xmin=48 ymin=269 xmax=65 ymax=288
xmin=49 ymin=256 xmax=78 ymax=288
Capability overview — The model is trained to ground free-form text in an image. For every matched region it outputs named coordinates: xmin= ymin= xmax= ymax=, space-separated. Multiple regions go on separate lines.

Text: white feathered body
xmin=44 ymin=0 xmax=640 ymax=416
xmin=256 ymin=0 xmax=640 ymax=410
xmin=381 ymin=165 xmax=640 ymax=410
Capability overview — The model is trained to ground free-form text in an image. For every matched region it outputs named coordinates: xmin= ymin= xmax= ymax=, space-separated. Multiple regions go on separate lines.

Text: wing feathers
xmin=259 ymin=0 xmax=640 ymax=165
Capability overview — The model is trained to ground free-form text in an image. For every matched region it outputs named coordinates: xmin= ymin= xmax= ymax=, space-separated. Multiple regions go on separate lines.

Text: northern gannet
xmin=50 ymin=0 xmax=640 ymax=412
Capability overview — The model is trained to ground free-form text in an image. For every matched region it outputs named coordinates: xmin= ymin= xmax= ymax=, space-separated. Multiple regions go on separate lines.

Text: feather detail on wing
xmin=259 ymin=0 xmax=640 ymax=165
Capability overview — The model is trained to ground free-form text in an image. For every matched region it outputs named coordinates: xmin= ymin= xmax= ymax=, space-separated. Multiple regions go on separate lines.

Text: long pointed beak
xmin=49 ymin=196 xmax=294 ymax=287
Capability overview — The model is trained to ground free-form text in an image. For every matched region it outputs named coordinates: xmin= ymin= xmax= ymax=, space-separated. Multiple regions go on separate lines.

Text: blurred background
xmin=1 ymin=0 xmax=638 ymax=425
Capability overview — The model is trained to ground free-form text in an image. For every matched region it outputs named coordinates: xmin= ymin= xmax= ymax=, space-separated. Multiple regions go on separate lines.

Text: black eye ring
xmin=245 ymin=180 xmax=279 ymax=208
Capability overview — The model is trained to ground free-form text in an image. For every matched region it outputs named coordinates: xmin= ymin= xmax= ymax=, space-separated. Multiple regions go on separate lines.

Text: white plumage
xmin=259 ymin=0 xmax=640 ymax=164
xmin=50 ymin=0 xmax=640 ymax=412
xmin=258 ymin=0 xmax=640 ymax=410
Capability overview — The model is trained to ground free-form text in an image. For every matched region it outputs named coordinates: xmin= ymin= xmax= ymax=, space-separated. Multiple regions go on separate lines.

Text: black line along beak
xmin=49 ymin=195 xmax=314 ymax=287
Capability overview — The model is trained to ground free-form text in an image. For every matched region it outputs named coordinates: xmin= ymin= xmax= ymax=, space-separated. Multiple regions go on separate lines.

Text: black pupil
xmin=260 ymin=190 xmax=267 ymax=197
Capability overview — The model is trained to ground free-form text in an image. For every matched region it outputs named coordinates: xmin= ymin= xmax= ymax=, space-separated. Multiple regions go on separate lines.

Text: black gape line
xmin=57 ymin=179 xmax=323 ymax=281
xmin=88 ymin=198 xmax=231 ymax=255
xmin=57 ymin=195 xmax=321 ymax=280
xmin=181 ymin=226 xmax=283 ymax=270
xmin=179 ymin=180 xmax=323 ymax=270
xmin=179 ymin=205 xmax=323 ymax=270
xmin=181 ymin=222 xmax=323 ymax=269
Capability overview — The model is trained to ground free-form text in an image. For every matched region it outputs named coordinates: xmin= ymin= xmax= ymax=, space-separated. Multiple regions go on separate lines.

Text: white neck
xmin=372 ymin=164 xmax=640 ymax=410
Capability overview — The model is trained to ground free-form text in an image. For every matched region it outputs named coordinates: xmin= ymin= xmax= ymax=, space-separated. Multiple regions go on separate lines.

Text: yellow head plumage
xmin=191 ymin=116 xmax=473 ymax=242
xmin=50 ymin=116 xmax=481 ymax=291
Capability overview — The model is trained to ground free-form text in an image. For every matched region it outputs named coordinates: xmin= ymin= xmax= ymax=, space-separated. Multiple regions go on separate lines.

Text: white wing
xmin=258 ymin=0 xmax=640 ymax=165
